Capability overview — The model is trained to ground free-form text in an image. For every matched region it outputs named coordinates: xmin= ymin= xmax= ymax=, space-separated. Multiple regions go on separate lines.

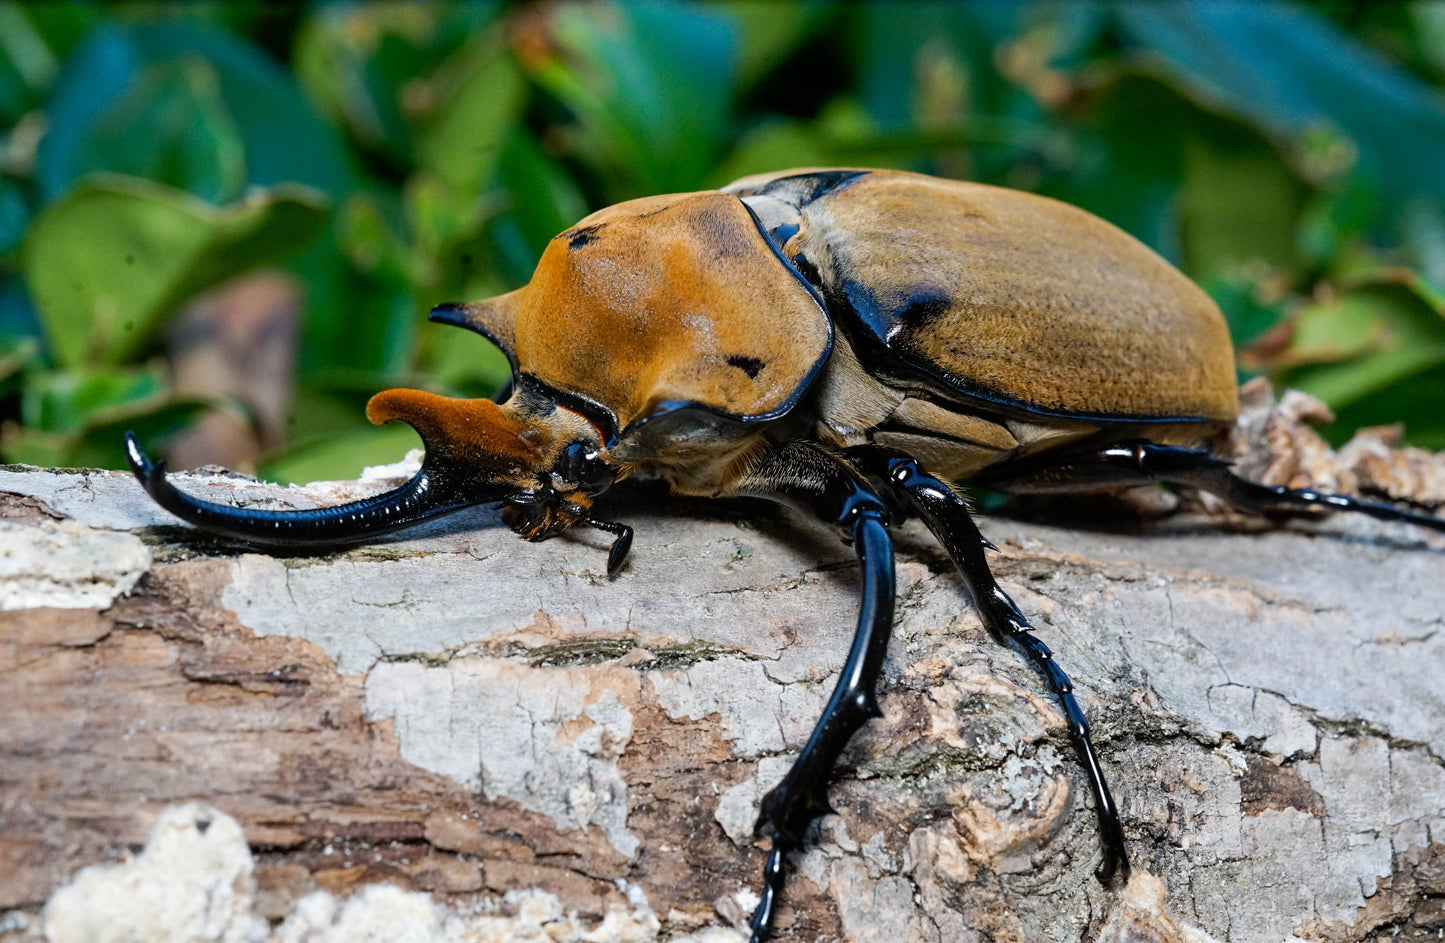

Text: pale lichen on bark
xmin=1 ymin=384 xmax=1443 ymax=941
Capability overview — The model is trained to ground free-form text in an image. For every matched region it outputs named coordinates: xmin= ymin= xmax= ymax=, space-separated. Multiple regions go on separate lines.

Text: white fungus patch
xmin=364 ymin=658 xmax=642 ymax=857
xmin=713 ymin=756 xmax=792 ymax=847
xmin=39 ymin=804 xmax=741 ymax=943
xmin=43 ymin=803 xmax=258 ymax=943
xmin=0 ymin=517 xmax=151 ymax=610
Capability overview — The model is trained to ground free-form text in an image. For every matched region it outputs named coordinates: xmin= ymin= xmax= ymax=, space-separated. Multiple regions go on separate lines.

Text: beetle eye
xmin=556 ymin=442 xmax=614 ymax=492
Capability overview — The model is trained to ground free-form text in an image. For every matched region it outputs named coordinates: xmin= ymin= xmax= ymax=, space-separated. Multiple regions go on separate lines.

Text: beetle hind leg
xmin=847 ymin=445 xmax=1130 ymax=884
xmin=1163 ymin=448 xmax=1445 ymax=533
xmin=981 ymin=442 xmax=1445 ymax=534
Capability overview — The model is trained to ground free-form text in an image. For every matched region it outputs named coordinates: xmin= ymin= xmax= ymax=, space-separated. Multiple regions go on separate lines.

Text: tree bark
xmin=2 ymin=385 xmax=1443 ymax=942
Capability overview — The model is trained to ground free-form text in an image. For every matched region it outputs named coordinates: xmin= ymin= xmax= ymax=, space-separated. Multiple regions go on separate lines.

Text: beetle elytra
xmin=125 ymin=168 xmax=1445 ymax=941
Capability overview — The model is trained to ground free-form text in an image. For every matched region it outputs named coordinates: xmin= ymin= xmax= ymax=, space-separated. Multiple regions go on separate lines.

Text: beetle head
xmin=367 ymin=387 xmax=633 ymax=574
xmin=126 ymin=385 xmax=633 ymax=574
xmin=427 ymin=191 xmax=832 ymax=437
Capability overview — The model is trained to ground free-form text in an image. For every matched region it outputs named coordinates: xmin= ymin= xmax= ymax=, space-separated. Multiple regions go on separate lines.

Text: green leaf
xmin=1203 ymin=273 xmax=1291 ymax=352
xmin=24 ymin=175 xmax=328 ymax=367
xmin=0 ymin=1 xmax=58 ymax=123
xmin=259 ymin=423 xmax=422 ymax=486
xmin=0 ymin=176 xmax=30 ymax=254
xmin=718 ymin=0 xmax=832 ymax=91
xmin=1398 ymin=197 xmax=1445 ymax=292
xmin=21 ymin=4 xmax=99 ymax=62
xmin=38 ymin=21 xmax=350 ymax=201
xmin=78 ymin=55 xmax=247 ymax=204
xmin=338 ymin=191 xmax=413 ymax=285
xmin=530 ymin=0 xmax=741 ymax=196
xmin=1415 ymin=3 xmax=1445 ymax=81
xmin=0 ymin=389 xmax=210 ymax=469
xmin=282 ymin=383 xmax=390 ymax=449
xmin=1114 ymin=2 xmax=1445 ymax=216
xmin=1297 ymin=172 xmax=1382 ymax=271
xmin=404 ymin=173 xmax=495 ymax=273
xmin=0 ymin=274 xmax=42 ymax=347
xmin=21 ymin=362 xmax=165 ymax=433
xmin=710 ymin=100 xmax=1071 ymax=189
xmin=414 ymin=35 xmax=527 ymax=200
xmin=1178 ymin=122 xmax=1308 ymax=277
xmin=0 ymin=333 xmax=37 ymax=392
xmin=710 ymin=119 xmax=840 ymax=187
xmin=294 ymin=2 xmax=498 ymax=168
xmin=426 ymin=324 xmax=511 ymax=398
xmin=486 ymin=129 xmax=588 ymax=277
xmin=1318 ymin=362 xmax=1445 ymax=451
xmin=844 ymin=2 xmax=1029 ymax=130
xmin=1033 ymin=70 xmax=1191 ymax=259
xmin=1278 ymin=280 xmax=1445 ymax=411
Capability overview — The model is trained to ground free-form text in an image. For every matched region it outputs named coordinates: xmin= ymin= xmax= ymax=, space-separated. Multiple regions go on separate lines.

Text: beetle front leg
xmin=727 ymin=443 xmax=895 ymax=942
xmin=849 ymin=445 xmax=1130 ymax=885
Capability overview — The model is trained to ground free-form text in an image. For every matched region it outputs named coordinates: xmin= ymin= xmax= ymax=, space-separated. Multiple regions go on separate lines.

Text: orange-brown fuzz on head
xmin=487 ymin=192 xmax=831 ymax=431
xmin=365 ymin=388 xmax=549 ymax=478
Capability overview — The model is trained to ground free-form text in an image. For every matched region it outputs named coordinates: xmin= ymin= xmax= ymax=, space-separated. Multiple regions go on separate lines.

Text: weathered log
xmin=1 ymin=384 xmax=1443 ymax=941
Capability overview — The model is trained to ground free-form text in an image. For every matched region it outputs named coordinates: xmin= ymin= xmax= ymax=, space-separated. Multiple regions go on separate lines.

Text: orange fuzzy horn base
xmin=365 ymin=388 xmax=547 ymax=480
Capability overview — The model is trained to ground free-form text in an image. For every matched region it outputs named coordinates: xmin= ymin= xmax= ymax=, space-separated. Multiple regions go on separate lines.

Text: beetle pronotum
xmin=125 ymin=169 xmax=1445 ymax=941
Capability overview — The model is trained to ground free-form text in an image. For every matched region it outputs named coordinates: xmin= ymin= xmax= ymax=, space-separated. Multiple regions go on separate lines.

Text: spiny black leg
xmin=979 ymin=442 xmax=1445 ymax=534
xmin=849 ymin=445 xmax=1129 ymax=884
xmin=727 ymin=442 xmax=895 ymax=942
xmin=749 ymin=510 xmax=892 ymax=943
xmin=1129 ymin=444 xmax=1445 ymax=533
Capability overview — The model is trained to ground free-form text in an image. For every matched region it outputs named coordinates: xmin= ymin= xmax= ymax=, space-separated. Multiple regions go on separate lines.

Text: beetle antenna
xmin=584 ymin=516 xmax=633 ymax=577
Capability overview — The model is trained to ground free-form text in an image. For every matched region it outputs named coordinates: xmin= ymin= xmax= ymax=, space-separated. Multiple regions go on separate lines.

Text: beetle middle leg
xmin=728 ymin=442 xmax=895 ymax=942
xmin=848 ymin=445 xmax=1130 ymax=884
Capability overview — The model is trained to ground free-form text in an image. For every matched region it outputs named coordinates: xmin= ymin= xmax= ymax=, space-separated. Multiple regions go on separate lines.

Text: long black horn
xmin=125 ymin=432 xmax=507 ymax=549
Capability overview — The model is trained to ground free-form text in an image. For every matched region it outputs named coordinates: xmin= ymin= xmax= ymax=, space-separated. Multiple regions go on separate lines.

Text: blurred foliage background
xmin=2 ymin=0 xmax=1444 ymax=482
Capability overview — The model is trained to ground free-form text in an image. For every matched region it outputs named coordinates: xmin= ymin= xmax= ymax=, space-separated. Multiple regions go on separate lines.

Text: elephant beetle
xmin=125 ymin=168 xmax=1445 ymax=941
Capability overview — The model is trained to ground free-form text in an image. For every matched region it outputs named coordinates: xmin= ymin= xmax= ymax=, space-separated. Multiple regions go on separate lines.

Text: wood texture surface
xmin=2 ymin=386 xmax=1443 ymax=942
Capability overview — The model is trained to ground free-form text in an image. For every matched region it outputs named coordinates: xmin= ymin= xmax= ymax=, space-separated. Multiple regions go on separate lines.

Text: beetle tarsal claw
xmin=583 ymin=517 xmax=633 ymax=577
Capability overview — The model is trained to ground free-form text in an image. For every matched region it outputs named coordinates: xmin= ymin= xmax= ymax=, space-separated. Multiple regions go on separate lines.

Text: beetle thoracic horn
xmin=124 ymin=390 xmax=541 ymax=549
